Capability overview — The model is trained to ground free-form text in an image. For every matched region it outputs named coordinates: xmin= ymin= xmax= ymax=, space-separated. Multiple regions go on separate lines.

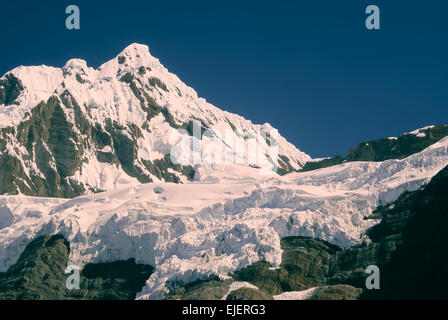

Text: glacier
xmin=0 ymin=136 xmax=447 ymax=299
xmin=1 ymin=43 xmax=448 ymax=299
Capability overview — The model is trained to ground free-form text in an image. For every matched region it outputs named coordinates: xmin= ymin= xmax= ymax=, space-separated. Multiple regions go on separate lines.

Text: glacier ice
xmin=0 ymin=137 xmax=447 ymax=299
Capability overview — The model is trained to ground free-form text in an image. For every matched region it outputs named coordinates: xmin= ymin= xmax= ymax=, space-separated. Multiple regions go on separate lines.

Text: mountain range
xmin=0 ymin=44 xmax=447 ymax=300
xmin=0 ymin=43 xmax=309 ymax=198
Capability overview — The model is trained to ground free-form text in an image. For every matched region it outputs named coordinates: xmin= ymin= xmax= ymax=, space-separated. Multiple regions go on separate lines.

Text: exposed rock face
xmin=0 ymin=44 xmax=310 ymax=198
xmin=301 ymin=125 xmax=448 ymax=172
xmin=0 ymin=165 xmax=447 ymax=300
xmin=233 ymin=237 xmax=339 ymax=295
xmin=226 ymin=287 xmax=274 ymax=300
xmin=0 ymin=235 xmax=154 ymax=300
xmin=230 ymin=236 xmax=373 ymax=297
xmin=0 ymin=45 xmax=447 ymax=301
xmin=156 ymin=236 xmax=368 ymax=300
xmin=308 ymin=285 xmax=362 ymax=300
xmin=346 ymin=125 xmax=448 ymax=162
xmin=0 ymin=74 xmax=23 ymax=106
xmin=166 ymin=165 xmax=448 ymax=300
xmin=165 ymin=278 xmax=232 ymax=300
xmin=363 ymin=164 xmax=448 ymax=299
xmin=0 ymin=96 xmax=87 ymax=197
xmin=0 ymin=137 xmax=447 ymax=299
xmin=0 ymin=235 xmax=71 ymax=299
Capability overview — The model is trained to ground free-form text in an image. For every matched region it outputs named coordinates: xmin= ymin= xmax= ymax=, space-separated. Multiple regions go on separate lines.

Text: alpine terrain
xmin=0 ymin=44 xmax=447 ymax=300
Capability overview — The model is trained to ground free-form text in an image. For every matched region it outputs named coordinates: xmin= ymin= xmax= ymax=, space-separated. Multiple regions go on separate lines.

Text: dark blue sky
xmin=0 ymin=0 xmax=446 ymax=157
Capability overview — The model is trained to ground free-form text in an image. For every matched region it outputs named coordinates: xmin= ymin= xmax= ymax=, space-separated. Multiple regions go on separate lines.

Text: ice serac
xmin=0 ymin=43 xmax=311 ymax=198
xmin=0 ymin=137 xmax=447 ymax=299
xmin=2 ymin=44 xmax=447 ymax=300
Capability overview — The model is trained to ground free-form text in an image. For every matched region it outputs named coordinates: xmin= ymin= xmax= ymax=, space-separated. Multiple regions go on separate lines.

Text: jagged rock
xmin=346 ymin=125 xmax=448 ymax=162
xmin=308 ymin=285 xmax=362 ymax=300
xmin=0 ymin=235 xmax=154 ymax=300
xmin=232 ymin=165 xmax=448 ymax=300
xmin=165 ymin=278 xmax=232 ymax=300
xmin=301 ymin=125 xmax=448 ymax=172
xmin=363 ymin=165 xmax=448 ymax=299
xmin=0 ymin=74 xmax=23 ymax=105
xmin=0 ymin=44 xmax=310 ymax=198
xmin=226 ymin=288 xmax=273 ymax=300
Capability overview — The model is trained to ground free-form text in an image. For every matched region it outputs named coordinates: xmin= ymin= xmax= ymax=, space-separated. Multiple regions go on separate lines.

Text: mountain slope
xmin=301 ymin=125 xmax=448 ymax=172
xmin=363 ymin=163 xmax=448 ymax=299
xmin=0 ymin=136 xmax=447 ymax=299
xmin=2 ymin=163 xmax=446 ymax=300
xmin=1 ymin=44 xmax=448 ymax=301
xmin=168 ymin=164 xmax=448 ymax=300
xmin=0 ymin=44 xmax=310 ymax=197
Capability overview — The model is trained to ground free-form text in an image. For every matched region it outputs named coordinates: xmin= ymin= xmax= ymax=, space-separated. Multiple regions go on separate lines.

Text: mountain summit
xmin=0 ymin=43 xmax=310 ymax=197
xmin=1 ymin=44 xmax=448 ymax=301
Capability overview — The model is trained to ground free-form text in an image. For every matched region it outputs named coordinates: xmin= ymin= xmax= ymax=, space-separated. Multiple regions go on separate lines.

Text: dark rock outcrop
xmin=308 ymin=285 xmax=362 ymax=300
xmin=301 ymin=125 xmax=448 ymax=172
xmin=226 ymin=288 xmax=274 ymax=300
xmin=228 ymin=165 xmax=448 ymax=299
xmin=0 ymin=74 xmax=23 ymax=106
xmin=0 ymin=235 xmax=154 ymax=300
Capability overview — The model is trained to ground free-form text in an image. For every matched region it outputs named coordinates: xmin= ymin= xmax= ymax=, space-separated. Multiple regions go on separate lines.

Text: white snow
xmin=274 ymin=287 xmax=317 ymax=300
xmin=407 ymin=125 xmax=435 ymax=137
xmin=221 ymin=282 xmax=259 ymax=300
xmin=305 ymin=157 xmax=332 ymax=163
xmin=0 ymin=43 xmax=310 ymax=190
xmin=0 ymin=137 xmax=447 ymax=299
xmin=0 ymin=44 xmax=447 ymax=300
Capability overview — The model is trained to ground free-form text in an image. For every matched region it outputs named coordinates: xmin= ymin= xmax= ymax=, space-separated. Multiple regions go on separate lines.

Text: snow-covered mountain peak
xmin=1 ymin=133 xmax=447 ymax=299
xmin=117 ymin=43 xmax=157 ymax=64
xmin=119 ymin=43 xmax=153 ymax=60
xmin=1 ymin=44 xmax=447 ymax=301
xmin=97 ymin=43 xmax=162 ymax=78
xmin=63 ymin=58 xmax=89 ymax=71
xmin=0 ymin=44 xmax=311 ymax=197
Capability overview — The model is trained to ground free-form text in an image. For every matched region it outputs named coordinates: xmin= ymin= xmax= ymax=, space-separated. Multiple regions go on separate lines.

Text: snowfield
xmin=0 ymin=43 xmax=310 ymax=194
xmin=0 ymin=136 xmax=447 ymax=299
xmin=1 ymin=43 xmax=447 ymax=299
